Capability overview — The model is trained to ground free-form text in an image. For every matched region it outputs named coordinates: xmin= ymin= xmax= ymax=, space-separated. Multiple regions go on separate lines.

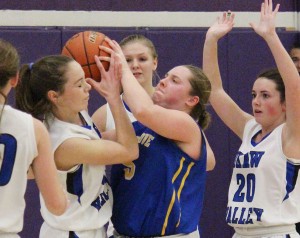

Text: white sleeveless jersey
xmin=227 ymin=119 xmax=300 ymax=228
xmin=106 ymin=98 xmax=136 ymax=130
xmin=0 ymin=106 xmax=37 ymax=233
xmin=40 ymin=111 xmax=112 ymax=232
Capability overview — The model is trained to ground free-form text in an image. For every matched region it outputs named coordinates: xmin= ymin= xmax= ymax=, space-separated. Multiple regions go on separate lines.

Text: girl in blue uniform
xmin=92 ymin=34 xmax=159 ymax=238
xmin=203 ymin=0 xmax=300 ymax=237
xmin=90 ymin=38 xmax=216 ymax=238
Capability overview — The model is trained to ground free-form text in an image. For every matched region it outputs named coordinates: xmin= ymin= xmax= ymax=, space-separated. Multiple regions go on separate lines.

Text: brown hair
xmin=184 ymin=65 xmax=211 ymax=130
xmin=0 ymin=39 xmax=20 ymax=126
xmin=257 ymin=68 xmax=285 ymax=103
xmin=15 ymin=55 xmax=74 ymax=119
xmin=120 ymin=34 xmax=158 ymax=59
xmin=120 ymin=34 xmax=160 ymax=84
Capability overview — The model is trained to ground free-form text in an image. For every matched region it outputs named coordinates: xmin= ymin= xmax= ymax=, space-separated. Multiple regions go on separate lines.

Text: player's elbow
xmin=126 ymin=145 xmax=139 ymax=163
xmin=46 ymin=197 xmax=68 ymax=216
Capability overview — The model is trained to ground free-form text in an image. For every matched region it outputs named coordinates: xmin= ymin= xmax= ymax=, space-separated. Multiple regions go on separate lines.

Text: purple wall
xmin=0 ymin=0 xmax=298 ymax=11
xmin=2 ymin=26 xmax=298 ymax=238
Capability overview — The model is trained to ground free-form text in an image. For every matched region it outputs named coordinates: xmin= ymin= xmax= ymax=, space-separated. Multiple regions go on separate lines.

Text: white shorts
xmin=233 ymin=233 xmax=299 ymax=238
xmin=113 ymin=228 xmax=200 ymax=238
xmin=39 ymin=222 xmax=106 ymax=238
xmin=233 ymin=224 xmax=300 ymax=238
xmin=0 ymin=234 xmax=19 ymax=238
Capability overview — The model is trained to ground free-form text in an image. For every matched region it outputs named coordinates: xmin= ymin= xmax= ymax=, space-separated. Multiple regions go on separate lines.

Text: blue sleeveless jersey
xmin=111 ymin=121 xmax=207 ymax=236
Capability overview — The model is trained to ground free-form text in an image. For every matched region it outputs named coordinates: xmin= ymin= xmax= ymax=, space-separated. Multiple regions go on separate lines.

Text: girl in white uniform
xmin=15 ymin=53 xmax=138 ymax=237
xmin=203 ymin=0 xmax=300 ymax=237
xmin=0 ymin=40 xmax=67 ymax=237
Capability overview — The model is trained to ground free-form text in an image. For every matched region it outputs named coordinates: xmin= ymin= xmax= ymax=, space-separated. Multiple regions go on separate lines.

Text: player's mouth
xmin=133 ymin=72 xmax=142 ymax=78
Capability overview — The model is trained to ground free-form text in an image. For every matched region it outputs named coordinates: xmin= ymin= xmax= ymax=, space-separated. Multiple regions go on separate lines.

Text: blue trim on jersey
xmin=69 ymin=231 xmax=79 ymax=238
xmin=283 ymin=161 xmax=300 ymax=201
xmin=250 ymin=130 xmax=271 ymax=147
xmin=123 ymin=100 xmax=130 ymax=112
xmin=66 ymin=165 xmax=84 ymax=204
xmin=79 ymin=112 xmax=102 ymax=138
xmin=0 ymin=134 xmax=17 ymax=186
xmin=92 ymin=123 xmax=102 ymax=138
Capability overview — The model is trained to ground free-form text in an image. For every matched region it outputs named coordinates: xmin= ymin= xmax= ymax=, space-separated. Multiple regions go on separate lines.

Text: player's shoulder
xmin=4 ymin=105 xmax=33 ymax=125
xmin=92 ymin=103 xmax=107 ymax=119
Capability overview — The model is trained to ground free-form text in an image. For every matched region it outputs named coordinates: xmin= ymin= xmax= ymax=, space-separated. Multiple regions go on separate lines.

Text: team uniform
xmin=106 ymin=100 xmax=136 ymax=130
xmin=39 ymin=111 xmax=112 ymax=238
xmin=0 ymin=106 xmax=37 ymax=238
xmin=227 ymin=119 xmax=300 ymax=238
xmin=107 ymin=102 xmax=207 ymax=237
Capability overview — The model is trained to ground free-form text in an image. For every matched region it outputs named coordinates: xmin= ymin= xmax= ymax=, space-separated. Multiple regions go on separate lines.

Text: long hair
xmin=15 ymin=55 xmax=73 ymax=120
xmin=184 ymin=65 xmax=211 ymax=130
xmin=0 ymin=39 xmax=20 ymax=128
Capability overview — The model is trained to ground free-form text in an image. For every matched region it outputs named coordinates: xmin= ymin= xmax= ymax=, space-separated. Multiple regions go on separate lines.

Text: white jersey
xmin=0 ymin=106 xmax=37 ymax=234
xmin=40 ymin=111 xmax=112 ymax=234
xmin=106 ymin=98 xmax=136 ymax=130
xmin=227 ymin=119 xmax=300 ymax=230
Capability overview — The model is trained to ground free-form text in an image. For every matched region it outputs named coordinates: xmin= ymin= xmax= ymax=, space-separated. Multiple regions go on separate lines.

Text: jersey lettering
xmin=233 ymin=173 xmax=256 ymax=202
xmin=0 ymin=134 xmax=17 ymax=186
xmin=234 ymin=151 xmax=264 ymax=168
xmin=123 ymin=162 xmax=136 ymax=180
xmin=137 ymin=133 xmax=154 ymax=147
xmin=226 ymin=206 xmax=264 ymax=224
xmin=91 ymin=176 xmax=110 ymax=210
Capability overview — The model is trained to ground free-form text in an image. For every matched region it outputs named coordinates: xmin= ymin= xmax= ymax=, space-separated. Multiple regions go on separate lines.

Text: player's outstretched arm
xmin=203 ymin=11 xmax=252 ymax=139
xmin=250 ymin=0 xmax=300 ymax=155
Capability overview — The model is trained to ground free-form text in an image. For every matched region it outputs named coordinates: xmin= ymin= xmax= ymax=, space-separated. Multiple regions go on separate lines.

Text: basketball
xmin=61 ymin=31 xmax=110 ymax=82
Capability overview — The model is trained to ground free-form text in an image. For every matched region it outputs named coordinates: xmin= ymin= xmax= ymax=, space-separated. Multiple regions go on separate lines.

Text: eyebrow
xmin=252 ymin=89 xmax=270 ymax=93
xmin=74 ymin=77 xmax=83 ymax=84
xmin=171 ymin=74 xmax=182 ymax=81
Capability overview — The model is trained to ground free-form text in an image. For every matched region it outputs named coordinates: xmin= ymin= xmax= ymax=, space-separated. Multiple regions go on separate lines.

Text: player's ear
xmin=47 ymin=90 xmax=59 ymax=104
xmin=186 ymin=95 xmax=199 ymax=107
xmin=10 ymin=72 xmax=19 ymax=88
xmin=152 ymin=58 xmax=158 ymax=71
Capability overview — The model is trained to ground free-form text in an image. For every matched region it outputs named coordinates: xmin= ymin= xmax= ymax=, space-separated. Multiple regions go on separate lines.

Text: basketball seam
xmin=83 ymin=32 xmax=93 ymax=78
xmin=64 ymin=46 xmax=76 ymax=60
xmin=81 ymin=62 xmax=97 ymax=67
xmin=99 ymin=36 xmax=105 ymax=66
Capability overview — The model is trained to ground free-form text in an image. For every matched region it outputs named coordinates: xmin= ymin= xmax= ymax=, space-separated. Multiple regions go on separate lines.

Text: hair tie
xmin=29 ymin=62 xmax=34 ymax=70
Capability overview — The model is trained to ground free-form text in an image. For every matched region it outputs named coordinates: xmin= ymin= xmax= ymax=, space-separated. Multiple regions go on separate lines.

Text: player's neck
xmin=0 ymin=94 xmax=6 ymax=104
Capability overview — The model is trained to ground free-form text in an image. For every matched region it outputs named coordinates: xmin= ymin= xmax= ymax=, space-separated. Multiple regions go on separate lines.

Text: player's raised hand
xmin=87 ymin=52 xmax=122 ymax=100
xmin=206 ymin=11 xmax=235 ymax=41
xmin=249 ymin=0 xmax=280 ymax=39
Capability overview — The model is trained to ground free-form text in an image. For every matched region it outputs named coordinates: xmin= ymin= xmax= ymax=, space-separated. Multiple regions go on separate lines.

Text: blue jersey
xmin=111 ymin=121 xmax=207 ymax=236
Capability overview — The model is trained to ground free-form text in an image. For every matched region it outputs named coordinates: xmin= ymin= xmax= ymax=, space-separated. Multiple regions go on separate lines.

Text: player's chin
xmin=152 ymin=92 xmax=161 ymax=104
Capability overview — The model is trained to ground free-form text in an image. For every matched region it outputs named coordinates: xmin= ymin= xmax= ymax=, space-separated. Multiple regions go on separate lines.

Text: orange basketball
xmin=61 ymin=31 xmax=110 ymax=82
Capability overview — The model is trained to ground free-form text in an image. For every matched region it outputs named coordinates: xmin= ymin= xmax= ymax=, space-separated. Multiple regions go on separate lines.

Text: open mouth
xmin=254 ymin=109 xmax=262 ymax=115
xmin=133 ymin=72 xmax=142 ymax=77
